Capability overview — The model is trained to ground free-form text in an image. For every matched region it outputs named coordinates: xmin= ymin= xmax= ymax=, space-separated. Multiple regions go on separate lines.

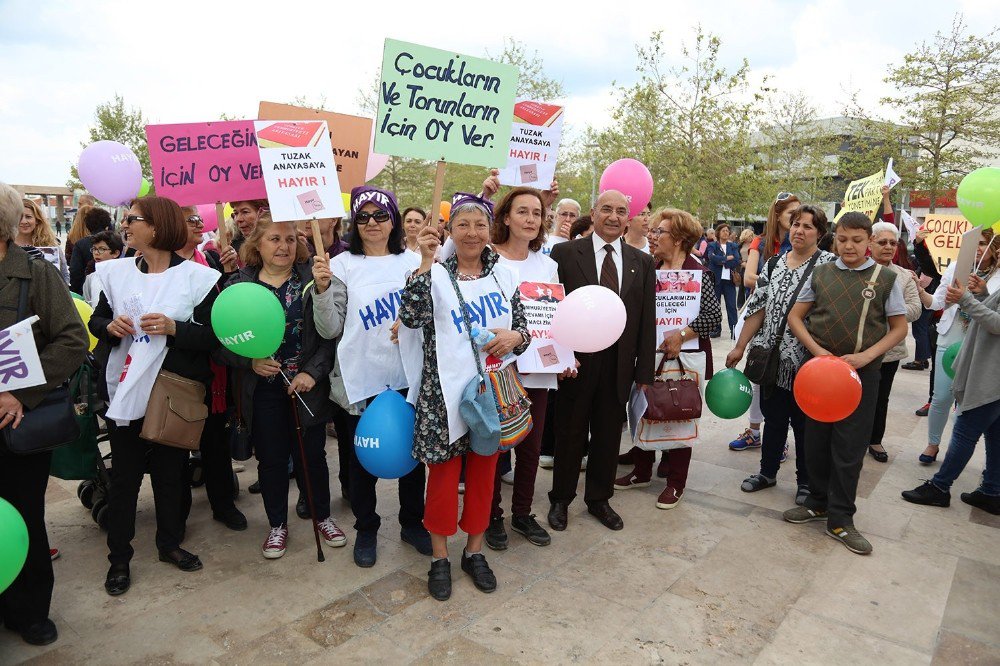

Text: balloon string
xmin=974 ymin=234 xmax=997 ymax=275
xmin=278 ymin=365 xmax=316 ymax=418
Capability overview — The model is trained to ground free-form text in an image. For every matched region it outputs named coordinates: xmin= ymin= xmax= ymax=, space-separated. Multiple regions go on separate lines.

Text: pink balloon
xmin=196 ymin=204 xmax=219 ymax=233
xmin=599 ymin=159 xmax=653 ymax=218
xmin=77 ymin=141 xmax=142 ymax=207
xmin=365 ymin=123 xmax=390 ymax=182
xmin=550 ymin=285 xmax=627 ymax=353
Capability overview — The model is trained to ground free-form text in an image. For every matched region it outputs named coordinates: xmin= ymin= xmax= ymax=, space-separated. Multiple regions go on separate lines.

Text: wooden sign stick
xmin=310 ymin=219 xmax=325 ymax=256
xmin=216 ymin=202 xmax=229 ymax=251
xmin=428 ymin=160 xmax=446 ymax=227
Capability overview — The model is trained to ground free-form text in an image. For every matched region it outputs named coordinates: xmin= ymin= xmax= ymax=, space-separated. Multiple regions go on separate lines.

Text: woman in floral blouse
xmin=399 ymin=193 xmax=529 ymax=602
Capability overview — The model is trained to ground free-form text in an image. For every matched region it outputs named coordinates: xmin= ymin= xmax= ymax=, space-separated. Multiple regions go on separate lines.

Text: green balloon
xmin=942 ymin=341 xmax=961 ymax=379
xmin=705 ymin=368 xmax=754 ymax=419
xmin=138 ymin=178 xmax=151 ymax=197
xmin=0 ymin=498 xmax=28 ymax=594
xmin=957 ymin=167 xmax=1000 ymax=228
xmin=70 ymin=291 xmax=84 ymax=301
xmin=211 ymin=282 xmax=285 ymax=358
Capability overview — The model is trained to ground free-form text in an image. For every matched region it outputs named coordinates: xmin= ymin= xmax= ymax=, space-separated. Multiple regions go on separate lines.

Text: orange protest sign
xmin=257 ymin=101 xmax=372 ymax=192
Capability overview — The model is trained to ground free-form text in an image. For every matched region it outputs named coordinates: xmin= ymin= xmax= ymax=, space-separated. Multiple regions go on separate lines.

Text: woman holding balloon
xmin=918 ymin=230 xmax=999 ymax=465
xmin=219 ymin=214 xmax=343 ymax=559
xmin=311 ymin=186 xmax=430 ymax=569
xmin=614 ymin=208 xmax=721 ymax=509
xmin=0 ymin=183 xmax=88 ymax=646
xmin=399 ymin=193 xmax=530 ymax=602
xmin=89 ymin=196 xmax=221 ymax=596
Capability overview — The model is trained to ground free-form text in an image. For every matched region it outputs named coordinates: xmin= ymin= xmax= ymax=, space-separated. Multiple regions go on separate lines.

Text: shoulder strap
xmin=772 ymin=251 xmax=821 ymax=346
xmin=766 ymin=255 xmax=780 ymax=279
xmin=445 ymin=268 xmax=487 ymax=380
xmin=854 ymin=263 xmax=884 ymax=354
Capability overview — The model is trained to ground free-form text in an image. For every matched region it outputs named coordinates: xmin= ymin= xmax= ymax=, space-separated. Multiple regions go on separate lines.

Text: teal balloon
xmin=943 ymin=341 xmax=961 ymax=379
xmin=70 ymin=291 xmax=84 ymax=301
xmin=211 ymin=283 xmax=285 ymax=358
xmin=957 ymin=167 xmax=1000 ymax=228
xmin=705 ymin=368 xmax=753 ymax=419
xmin=0 ymin=498 xmax=28 ymax=594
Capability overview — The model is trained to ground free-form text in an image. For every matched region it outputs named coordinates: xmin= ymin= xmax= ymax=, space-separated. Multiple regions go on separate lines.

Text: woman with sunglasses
xmin=865 ymin=222 xmax=926 ymax=463
xmin=311 ymin=186 xmax=430 ymax=568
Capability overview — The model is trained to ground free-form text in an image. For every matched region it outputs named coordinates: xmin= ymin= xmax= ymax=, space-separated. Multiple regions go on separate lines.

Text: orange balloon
xmin=439 ymin=201 xmax=451 ymax=221
xmin=793 ymin=356 xmax=862 ymax=423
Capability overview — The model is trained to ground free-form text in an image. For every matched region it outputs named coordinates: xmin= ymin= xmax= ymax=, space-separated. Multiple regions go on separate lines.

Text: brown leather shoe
xmin=587 ymin=501 xmax=624 ymax=530
xmin=547 ymin=502 xmax=568 ymax=531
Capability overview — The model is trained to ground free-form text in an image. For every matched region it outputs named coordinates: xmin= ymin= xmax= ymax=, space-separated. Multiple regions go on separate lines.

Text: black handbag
xmin=1 ymin=262 xmax=80 ymax=455
xmin=743 ymin=251 xmax=820 ymax=388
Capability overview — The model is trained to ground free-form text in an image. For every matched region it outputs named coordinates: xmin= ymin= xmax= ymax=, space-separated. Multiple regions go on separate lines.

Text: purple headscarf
xmin=351 ymin=186 xmax=400 ymax=226
xmin=450 ymin=192 xmax=494 ymax=222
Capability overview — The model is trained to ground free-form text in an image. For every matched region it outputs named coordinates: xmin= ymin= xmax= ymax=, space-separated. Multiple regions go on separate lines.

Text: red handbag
xmin=642 ymin=354 xmax=703 ymax=422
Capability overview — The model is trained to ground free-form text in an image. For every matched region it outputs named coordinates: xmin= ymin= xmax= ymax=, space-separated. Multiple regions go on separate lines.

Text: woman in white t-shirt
xmin=484 ymin=187 xmax=578 ymax=552
xmin=312 ymin=186 xmax=430 ymax=569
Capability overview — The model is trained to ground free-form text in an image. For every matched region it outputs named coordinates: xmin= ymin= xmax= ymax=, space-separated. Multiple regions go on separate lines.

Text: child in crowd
xmin=82 ymin=229 xmax=123 ymax=307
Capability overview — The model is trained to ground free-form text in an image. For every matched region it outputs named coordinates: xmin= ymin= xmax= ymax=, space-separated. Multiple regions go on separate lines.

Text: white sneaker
xmin=500 ymin=470 xmax=515 ymax=485
xmin=231 ymin=461 xmax=246 ymax=473
xmin=262 ymin=525 xmax=288 ymax=559
xmin=580 ymin=456 xmax=588 ymax=472
xmin=316 ymin=517 xmax=347 ymax=547
xmin=538 ymin=455 xmax=554 ymax=469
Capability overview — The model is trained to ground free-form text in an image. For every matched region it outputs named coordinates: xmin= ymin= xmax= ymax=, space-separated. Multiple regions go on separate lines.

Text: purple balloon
xmin=77 ymin=141 xmax=142 ymax=206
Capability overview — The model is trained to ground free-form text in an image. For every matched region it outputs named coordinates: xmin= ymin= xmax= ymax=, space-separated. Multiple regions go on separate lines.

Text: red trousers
xmin=424 ymin=451 xmax=499 ymax=537
xmin=633 ymin=446 xmax=692 ymax=493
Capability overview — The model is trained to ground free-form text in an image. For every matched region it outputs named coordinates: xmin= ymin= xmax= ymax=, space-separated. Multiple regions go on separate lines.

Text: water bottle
xmin=471 ymin=327 xmax=512 ymax=361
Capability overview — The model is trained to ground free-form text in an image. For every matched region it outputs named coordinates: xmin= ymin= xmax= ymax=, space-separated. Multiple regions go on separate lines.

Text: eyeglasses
xmin=775 ymin=192 xmax=793 ymax=202
xmin=123 ymin=215 xmax=146 ymax=224
xmin=91 ymin=246 xmax=112 ymax=255
xmin=873 ymin=239 xmax=898 ymax=247
xmin=598 ymin=205 xmax=629 ymax=217
xmin=186 ymin=215 xmax=204 ymax=227
xmin=355 ymin=210 xmax=391 ymax=225
xmin=649 ymin=228 xmax=667 ymax=237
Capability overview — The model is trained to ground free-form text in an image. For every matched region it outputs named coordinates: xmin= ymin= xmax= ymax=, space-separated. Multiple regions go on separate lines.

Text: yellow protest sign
xmin=834 ymin=169 xmax=884 ymax=223
xmin=924 ymin=213 xmax=973 ymax=273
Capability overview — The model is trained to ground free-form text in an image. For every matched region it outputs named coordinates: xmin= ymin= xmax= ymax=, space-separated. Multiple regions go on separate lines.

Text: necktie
xmin=600 ymin=244 xmax=619 ymax=293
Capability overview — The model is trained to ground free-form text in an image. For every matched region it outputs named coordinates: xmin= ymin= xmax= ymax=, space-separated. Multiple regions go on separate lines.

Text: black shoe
xmin=248 ymin=479 xmax=261 ymax=494
xmin=461 ymin=552 xmax=497 ymax=593
xmin=212 ymin=507 xmax=248 ymax=531
xmin=511 ymin=514 xmax=551 ymax=546
xmin=587 ymin=501 xmax=624 ymax=530
xmin=20 ymin=619 xmax=57 ymax=646
xmin=901 ymin=481 xmax=951 ymax=507
xmin=400 ymin=525 xmax=432 ymax=556
xmin=104 ymin=564 xmax=131 ymax=596
xmin=353 ymin=531 xmax=377 ymax=568
xmin=296 ymin=494 xmax=310 ymax=520
xmin=158 ymin=548 xmax=203 ymax=572
xmin=902 ymin=360 xmax=928 ymax=370
xmin=484 ymin=517 xmax=508 ymax=551
xmin=547 ymin=502 xmax=568 ymax=531
xmin=961 ymin=490 xmax=1000 ymax=515
xmin=427 ymin=559 xmax=452 ymax=601
xmin=867 ymin=445 xmax=889 ymax=463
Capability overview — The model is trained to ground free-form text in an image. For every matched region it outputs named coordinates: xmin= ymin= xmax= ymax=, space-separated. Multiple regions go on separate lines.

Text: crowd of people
xmin=0 ymin=170 xmax=998 ymax=648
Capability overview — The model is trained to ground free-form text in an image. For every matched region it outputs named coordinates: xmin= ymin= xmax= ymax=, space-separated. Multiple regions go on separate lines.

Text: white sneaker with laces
xmin=262 ymin=525 xmax=288 ymax=559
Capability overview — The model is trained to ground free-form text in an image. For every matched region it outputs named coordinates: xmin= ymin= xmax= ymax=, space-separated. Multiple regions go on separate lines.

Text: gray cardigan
xmin=951 ymin=289 xmax=1000 ymax=412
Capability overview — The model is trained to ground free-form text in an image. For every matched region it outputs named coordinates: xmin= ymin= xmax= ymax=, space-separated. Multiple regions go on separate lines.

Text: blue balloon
xmin=355 ymin=390 xmax=419 ymax=479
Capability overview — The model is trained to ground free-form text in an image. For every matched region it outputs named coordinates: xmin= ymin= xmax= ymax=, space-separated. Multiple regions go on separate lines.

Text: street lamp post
xmin=586 ymin=143 xmax=599 ymax=206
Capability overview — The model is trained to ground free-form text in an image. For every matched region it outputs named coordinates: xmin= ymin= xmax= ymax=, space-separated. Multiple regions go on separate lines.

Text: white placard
xmin=655 ymin=270 xmax=703 ymax=351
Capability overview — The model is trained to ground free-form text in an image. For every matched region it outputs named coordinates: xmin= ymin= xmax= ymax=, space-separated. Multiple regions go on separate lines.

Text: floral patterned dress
xmin=399 ymin=247 xmax=530 ymax=465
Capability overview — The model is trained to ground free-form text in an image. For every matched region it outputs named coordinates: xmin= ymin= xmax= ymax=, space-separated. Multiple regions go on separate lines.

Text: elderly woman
xmin=726 ymin=205 xmax=835 ymax=502
xmin=311 ymin=186 xmax=429 ymax=569
xmin=866 ymin=221 xmax=927 ymax=462
xmin=89 ymin=196 xmax=222 ymax=596
xmin=615 ymin=208 xmax=722 ymax=509
xmin=399 ymin=193 xmax=530 ymax=601
xmin=220 ymin=214 xmax=342 ymax=559
xmin=19 ymin=199 xmax=69 ymax=283
xmin=0 ymin=183 xmax=87 ymax=646
xmin=919 ymin=229 xmax=1000 ymax=464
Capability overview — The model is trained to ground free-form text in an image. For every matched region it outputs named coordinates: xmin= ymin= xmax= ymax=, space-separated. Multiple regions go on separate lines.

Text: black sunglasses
xmin=355 ymin=210 xmax=391 ymax=224
xmin=186 ymin=215 xmax=204 ymax=226
xmin=124 ymin=215 xmax=147 ymax=224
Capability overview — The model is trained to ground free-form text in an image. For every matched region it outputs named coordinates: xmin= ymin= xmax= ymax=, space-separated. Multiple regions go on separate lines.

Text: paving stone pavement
xmin=2 ymin=347 xmax=998 ymax=665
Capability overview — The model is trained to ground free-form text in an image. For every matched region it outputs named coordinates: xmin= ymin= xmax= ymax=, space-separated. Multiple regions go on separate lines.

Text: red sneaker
xmin=656 ymin=486 xmax=683 ymax=510
xmin=614 ymin=471 xmax=651 ymax=489
xmin=49 ymin=548 xmax=60 ymax=561
xmin=316 ymin=517 xmax=348 ymax=547
xmin=262 ymin=525 xmax=288 ymax=559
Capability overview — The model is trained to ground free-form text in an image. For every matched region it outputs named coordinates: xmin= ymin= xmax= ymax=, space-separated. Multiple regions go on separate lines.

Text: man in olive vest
xmin=785 ymin=212 xmax=908 ymax=555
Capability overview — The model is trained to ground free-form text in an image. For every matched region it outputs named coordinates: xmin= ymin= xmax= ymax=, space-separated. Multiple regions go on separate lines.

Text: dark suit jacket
xmin=550 ymin=236 xmax=656 ymax=404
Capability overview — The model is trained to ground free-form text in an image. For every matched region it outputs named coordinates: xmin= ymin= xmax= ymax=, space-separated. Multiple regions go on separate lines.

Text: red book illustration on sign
xmin=513 ymin=101 xmax=564 ymax=127
xmin=256 ymin=121 xmax=326 ymax=148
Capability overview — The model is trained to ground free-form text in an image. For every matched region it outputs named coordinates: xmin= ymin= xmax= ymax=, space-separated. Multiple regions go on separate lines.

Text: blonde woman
xmin=20 ymin=199 xmax=69 ymax=283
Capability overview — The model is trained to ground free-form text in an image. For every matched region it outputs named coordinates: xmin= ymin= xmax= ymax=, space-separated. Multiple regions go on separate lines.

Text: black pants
xmin=760 ymin=386 xmax=808 ymax=484
xmin=329 ymin=404 xmax=352 ymax=499
xmin=540 ymin=389 xmax=557 ymax=457
xmin=869 ymin=361 xmax=900 ymax=447
xmin=252 ymin=380 xmax=330 ymax=527
xmin=337 ymin=410 xmax=426 ymax=534
xmin=106 ymin=420 xmax=190 ymax=565
xmin=549 ymin=346 xmax=625 ymax=506
xmin=180 ymin=412 xmax=237 ymax=524
xmin=0 ymin=451 xmax=53 ymax=629
xmin=803 ymin=366 xmax=880 ymax=529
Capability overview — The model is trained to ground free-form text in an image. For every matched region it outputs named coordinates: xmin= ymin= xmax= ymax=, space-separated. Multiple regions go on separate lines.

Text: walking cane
xmin=289 ymin=393 xmax=325 ymax=563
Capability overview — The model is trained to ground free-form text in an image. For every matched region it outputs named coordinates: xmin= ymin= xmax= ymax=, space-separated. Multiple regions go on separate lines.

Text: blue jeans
xmin=715 ymin=279 xmax=738 ymax=336
xmin=928 ymin=344 xmax=961 ymax=445
xmin=912 ymin=307 xmax=934 ymax=362
xmin=931 ymin=398 xmax=1000 ymax=496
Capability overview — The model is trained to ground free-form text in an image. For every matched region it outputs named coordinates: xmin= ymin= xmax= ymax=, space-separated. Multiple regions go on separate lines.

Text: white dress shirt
xmin=592 ymin=233 xmax=623 ymax=293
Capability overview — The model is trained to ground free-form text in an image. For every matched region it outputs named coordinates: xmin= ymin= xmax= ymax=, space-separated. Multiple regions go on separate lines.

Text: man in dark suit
xmin=547 ymin=190 xmax=656 ymax=531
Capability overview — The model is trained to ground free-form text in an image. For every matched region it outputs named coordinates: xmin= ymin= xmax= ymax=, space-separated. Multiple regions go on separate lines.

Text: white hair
xmin=871 ymin=221 xmax=900 ymax=240
xmin=0 ymin=182 xmax=22 ymax=243
xmin=555 ymin=198 xmax=581 ymax=214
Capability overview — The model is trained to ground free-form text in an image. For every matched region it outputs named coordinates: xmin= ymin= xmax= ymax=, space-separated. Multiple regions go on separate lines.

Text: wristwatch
xmin=679 ymin=329 xmax=688 ymax=340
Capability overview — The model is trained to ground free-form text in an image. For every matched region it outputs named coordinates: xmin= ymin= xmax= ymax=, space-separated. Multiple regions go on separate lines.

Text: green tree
xmin=69 ymin=95 xmax=152 ymax=191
